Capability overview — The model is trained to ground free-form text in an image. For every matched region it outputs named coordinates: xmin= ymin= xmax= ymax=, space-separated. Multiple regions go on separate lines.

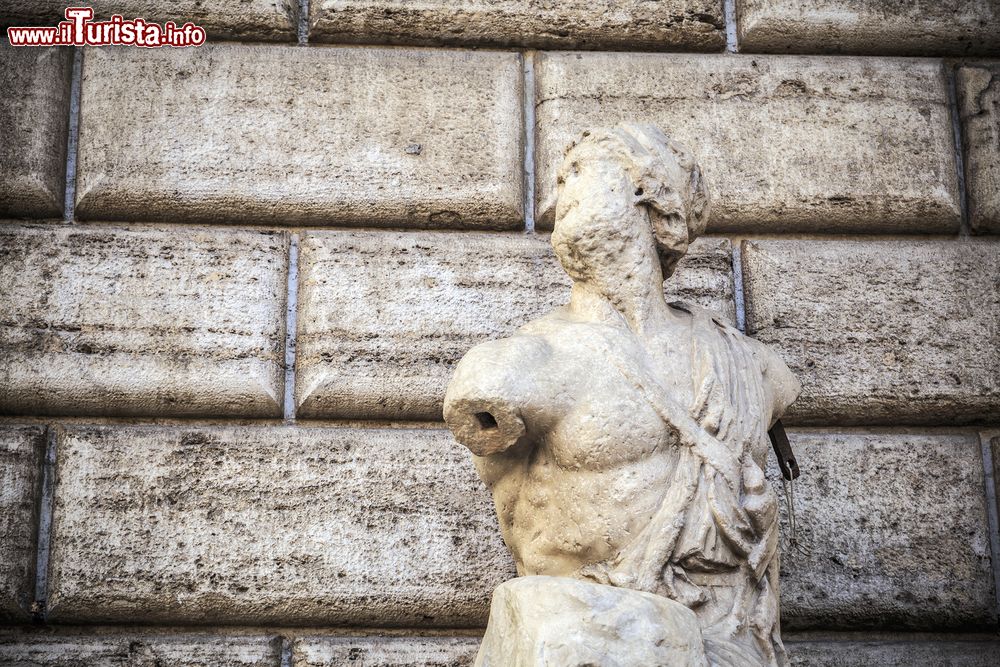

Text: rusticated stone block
xmin=288 ymin=635 xmax=1000 ymax=666
xmin=0 ymin=45 xmax=71 ymax=219
xmin=785 ymin=639 xmax=1000 ymax=666
xmin=76 ymin=45 xmax=522 ymax=230
xmin=292 ymin=636 xmax=480 ymax=666
xmin=308 ymin=0 xmax=724 ymax=51
xmin=296 ymin=231 xmax=734 ymax=419
xmin=1 ymin=1 xmax=298 ymax=42
xmin=46 ymin=425 xmax=514 ymax=625
xmin=775 ymin=430 xmax=996 ymax=630
xmin=957 ymin=63 xmax=1000 ymax=234
xmin=0 ymin=426 xmax=45 ymax=621
xmin=737 ymin=0 xmax=1000 ymax=57
xmin=742 ymin=239 xmax=1000 ymax=424
xmin=534 ymin=53 xmax=959 ymax=234
xmin=0 ymin=224 xmax=286 ymax=418
xmin=0 ymin=633 xmax=282 ymax=666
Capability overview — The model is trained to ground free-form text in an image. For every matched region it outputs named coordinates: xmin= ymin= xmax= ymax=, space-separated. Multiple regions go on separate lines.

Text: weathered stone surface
xmin=958 ymin=63 xmax=1000 ymax=234
xmin=737 ymin=0 xmax=1000 ymax=56
xmin=0 ymin=45 xmax=71 ymax=219
xmin=534 ymin=53 xmax=959 ymax=233
xmin=741 ymin=239 xmax=1000 ymax=424
xmin=1 ymin=1 xmax=298 ymax=42
xmin=0 ymin=633 xmax=282 ymax=666
xmin=292 ymin=636 xmax=480 ymax=667
xmin=296 ymin=231 xmax=734 ymax=419
xmin=0 ymin=224 xmax=286 ymax=418
xmin=308 ymin=0 xmax=724 ymax=51
xmin=76 ymin=45 xmax=522 ymax=230
xmin=289 ymin=635 xmax=1000 ymax=666
xmin=0 ymin=426 xmax=44 ymax=621
xmin=774 ymin=430 xmax=996 ymax=630
xmin=785 ymin=639 xmax=1000 ymax=666
xmin=476 ymin=577 xmax=708 ymax=666
xmin=46 ymin=425 xmax=514 ymax=625
xmin=445 ymin=125 xmax=798 ymax=662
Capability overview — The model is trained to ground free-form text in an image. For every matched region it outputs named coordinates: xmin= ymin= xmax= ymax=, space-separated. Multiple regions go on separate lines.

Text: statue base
xmin=475 ymin=576 xmax=709 ymax=667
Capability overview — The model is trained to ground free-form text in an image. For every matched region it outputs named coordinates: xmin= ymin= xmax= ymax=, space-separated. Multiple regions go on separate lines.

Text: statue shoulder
xmin=743 ymin=329 xmax=801 ymax=426
xmin=671 ymin=300 xmax=800 ymax=425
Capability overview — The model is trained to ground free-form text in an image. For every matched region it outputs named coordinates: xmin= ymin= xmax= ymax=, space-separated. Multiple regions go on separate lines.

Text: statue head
xmin=552 ymin=124 xmax=710 ymax=283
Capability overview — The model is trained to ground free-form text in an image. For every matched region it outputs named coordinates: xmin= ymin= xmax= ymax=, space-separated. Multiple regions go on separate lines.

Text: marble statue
xmin=444 ymin=124 xmax=801 ymax=666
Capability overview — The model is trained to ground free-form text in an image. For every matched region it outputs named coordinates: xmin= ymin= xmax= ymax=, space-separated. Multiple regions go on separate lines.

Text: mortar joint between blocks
xmin=284 ymin=234 xmax=300 ymax=422
xmin=63 ymin=47 xmax=83 ymax=224
xmin=724 ymin=0 xmax=739 ymax=53
xmin=945 ymin=63 xmax=971 ymax=239
xmin=522 ymin=50 xmax=536 ymax=234
xmin=31 ymin=425 xmax=58 ymax=623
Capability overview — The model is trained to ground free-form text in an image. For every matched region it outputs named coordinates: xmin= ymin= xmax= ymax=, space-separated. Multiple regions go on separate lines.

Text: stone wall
xmin=1 ymin=1 xmax=999 ymax=664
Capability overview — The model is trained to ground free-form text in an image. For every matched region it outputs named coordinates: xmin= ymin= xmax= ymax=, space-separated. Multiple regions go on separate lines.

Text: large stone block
xmin=0 ymin=633 xmax=282 ymax=666
xmin=534 ymin=53 xmax=959 ymax=234
xmin=737 ymin=0 xmax=1000 ymax=57
xmin=76 ymin=45 xmax=523 ymax=230
xmin=958 ymin=63 xmax=1000 ymax=234
xmin=785 ymin=639 xmax=1000 ymax=666
xmin=742 ymin=239 xmax=1000 ymax=425
xmin=290 ymin=635 xmax=1000 ymax=666
xmin=296 ymin=231 xmax=734 ymax=419
xmin=292 ymin=636 xmax=480 ymax=666
xmin=1 ymin=1 xmax=298 ymax=42
xmin=0 ymin=426 xmax=44 ymax=621
xmin=0 ymin=45 xmax=71 ymax=219
xmin=0 ymin=224 xmax=286 ymax=418
xmin=46 ymin=425 xmax=514 ymax=625
xmin=308 ymin=0 xmax=724 ymax=51
xmin=775 ymin=430 xmax=996 ymax=630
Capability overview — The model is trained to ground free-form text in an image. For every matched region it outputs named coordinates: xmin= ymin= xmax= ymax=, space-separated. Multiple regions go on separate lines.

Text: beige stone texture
xmin=785 ymin=639 xmax=1000 ymax=666
xmin=475 ymin=577 xmax=708 ymax=667
xmin=0 ymin=426 xmax=44 ymax=621
xmin=775 ymin=430 xmax=996 ymax=630
xmin=296 ymin=230 xmax=735 ymax=420
xmin=0 ymin=224 xmax=286 ymax=418
xmin=76 ymin=45 xmax=523 ymax=230
xmin=0 ymin=45 xmax=71 ymax=219
xmin=1 ymin=1 xmax=298 ymax=42
xmin=46 ymin=425 xmax=515 ymax=625
xmin=737 ymin=0 xmax=1000 ymax=56
xmin=534 ymin=53 xmax=959 ymax=233
xmin=293 ymin=636 xmax=480 ymax=666
xmin=0 ymin=634 xmax=282 ymax=666
xmin=957 ymin=63 xmax=1000 ymax=234
xmin=308 ymin=0 xmax=724 ymax=51
xmin=741 ymin=238 xmax=1000 ymax=425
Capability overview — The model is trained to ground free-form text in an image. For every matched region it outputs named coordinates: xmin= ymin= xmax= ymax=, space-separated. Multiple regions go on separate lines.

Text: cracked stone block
xmin=291 ymin=636 xmax=480 ymax=666
xmin=0 ymin=426 xmax=45 ymax=621
xmin=308 ymin=0 xmax=724 ymax=51
xmin=737 ymin=0 xmax=1000 ymax=56
xmin=0 ymin=224 xmax=287 ymax=418
xmin=742 ymin=238 xmax=1000 ymax=425
xmin=535 ymin=52 xmax=959 ymax=234
xmin=0 ymin=1 xmax=298 ymax=42
xmin=76 ymin=45 xmax=523 ymax=230
xmin=46 ymin=425 xmax=515 ymax=625
xmin=0 ymin=634 xmax=282 ymax=666
xmin=957 ymin=63 xmax=1000 ymax=234
xmin=775 ymin=429 xmax=996 ymax=630
xmin=0 ymin=44 xmax=71 ymax=219
xmin=296 ymin=230 xmax=734 ymax=419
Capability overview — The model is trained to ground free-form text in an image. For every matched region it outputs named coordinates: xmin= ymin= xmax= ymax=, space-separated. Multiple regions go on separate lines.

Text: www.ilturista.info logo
xmin=7 ymin=7 xmax=207 ymax=47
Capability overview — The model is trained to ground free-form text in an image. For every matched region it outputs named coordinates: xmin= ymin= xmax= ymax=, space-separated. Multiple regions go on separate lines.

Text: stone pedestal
xmin=475 ymin=576 xmax=709 ymax=667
